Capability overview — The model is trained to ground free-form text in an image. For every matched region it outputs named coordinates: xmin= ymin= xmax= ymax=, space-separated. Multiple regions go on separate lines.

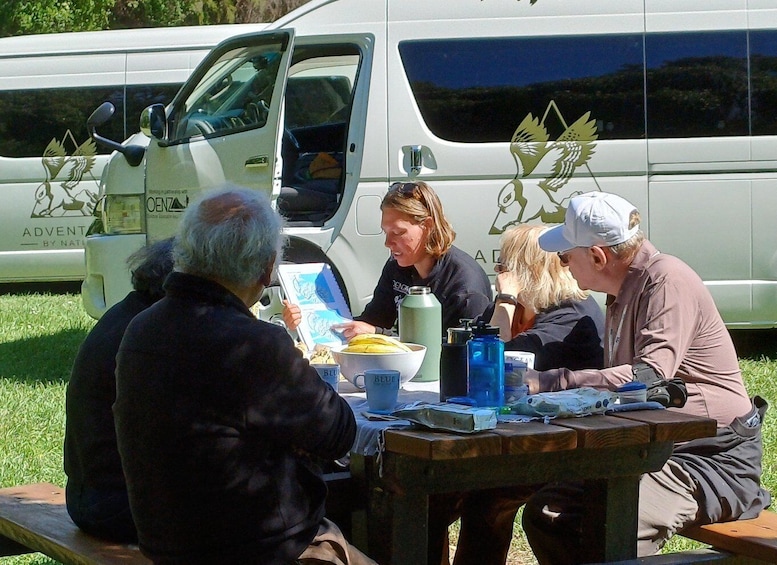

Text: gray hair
xmin=128 ymin=237 xmax=175 ymax=300
xmin=173 ymin=185 xmax=286 ymax=287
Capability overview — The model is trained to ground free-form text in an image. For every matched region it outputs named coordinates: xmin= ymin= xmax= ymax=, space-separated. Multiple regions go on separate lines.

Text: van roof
xmin=0 ymin=24 xmax=268 ymax=59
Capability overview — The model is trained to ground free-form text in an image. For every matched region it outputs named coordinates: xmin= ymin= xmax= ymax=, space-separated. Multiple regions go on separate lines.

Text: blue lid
xmin=618 ymin=381 xmax=647 ymax=392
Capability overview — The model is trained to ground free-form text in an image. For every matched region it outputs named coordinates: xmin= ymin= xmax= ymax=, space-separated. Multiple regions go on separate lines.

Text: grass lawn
xmin=0 ymin=291 xmax=775 ymax=565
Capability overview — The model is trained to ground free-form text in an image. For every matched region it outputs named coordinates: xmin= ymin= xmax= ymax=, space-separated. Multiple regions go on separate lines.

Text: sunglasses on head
xmin=389 ymin=182 xmax=420 ymax=197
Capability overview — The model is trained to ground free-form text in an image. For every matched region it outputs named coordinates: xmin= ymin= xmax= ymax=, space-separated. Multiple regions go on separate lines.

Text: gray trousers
xmin=522 ymin=459 xmax=699 ymax=564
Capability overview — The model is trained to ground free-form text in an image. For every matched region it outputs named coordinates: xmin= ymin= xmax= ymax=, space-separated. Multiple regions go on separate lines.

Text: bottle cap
xmin=408 ymin=286 xmax=431 ymax=295
xmin=471 ymin=321 xmax=499 ymax=336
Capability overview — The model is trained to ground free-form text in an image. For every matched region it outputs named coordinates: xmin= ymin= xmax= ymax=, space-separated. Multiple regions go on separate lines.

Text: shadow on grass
xmin=730 ymin=329 xmax=777 ymax=361
xmin=0 ymin=329 xmax=88 ymax=385
xmin=0 ymin=282 xmax=82 ymax=295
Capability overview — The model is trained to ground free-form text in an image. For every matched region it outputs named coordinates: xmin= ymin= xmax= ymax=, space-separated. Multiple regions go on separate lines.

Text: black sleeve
xmin=354 ymin=260 xmax=399 ymax=331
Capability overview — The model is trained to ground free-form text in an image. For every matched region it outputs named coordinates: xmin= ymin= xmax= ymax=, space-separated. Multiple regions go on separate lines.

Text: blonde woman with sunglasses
xmin=283 ymin=181 xmax=491 ymax=339
xmin=485 ymin=224 xmax=604 ymax=370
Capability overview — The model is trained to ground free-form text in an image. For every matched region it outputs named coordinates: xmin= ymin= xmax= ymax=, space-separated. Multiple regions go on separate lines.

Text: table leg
xmin=580 ymin=476 xmax=640 ymax=563
xmin=389 ymin=488 xmax=429 ymax=565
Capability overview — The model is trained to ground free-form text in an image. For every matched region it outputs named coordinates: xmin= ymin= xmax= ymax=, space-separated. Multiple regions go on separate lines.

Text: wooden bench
xmin=597 ymin=512 xmax=777 ymax=565
xmin=679 ymin=511 xmax=777 ymax=564
xmin=0 ymin=482 xmax=149 ymax=565
xmin=0 ymin=475 xmax=361 ymax=565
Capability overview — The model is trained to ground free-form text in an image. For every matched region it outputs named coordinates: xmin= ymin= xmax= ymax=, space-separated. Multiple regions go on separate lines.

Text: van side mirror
xmin=87 ymin=102 xmax=145 ymax=167
xmin=140 ymin=104 xmax=167 ymax=140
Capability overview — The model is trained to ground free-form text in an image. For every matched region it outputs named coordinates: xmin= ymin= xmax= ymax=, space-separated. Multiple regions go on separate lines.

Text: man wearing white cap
xmin=521 ymin=191 xmax=769 ymax=563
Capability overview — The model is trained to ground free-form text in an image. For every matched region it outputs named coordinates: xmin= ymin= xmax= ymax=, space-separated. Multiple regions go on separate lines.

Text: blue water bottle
xmin=466 ymin=322 xmax=505 ymax=409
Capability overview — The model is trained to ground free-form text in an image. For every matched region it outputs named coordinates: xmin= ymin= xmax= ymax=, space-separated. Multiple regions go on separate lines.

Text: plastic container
xmin=504 ymin=358 xmax=529 ymax=404
xmin=466 ymin=322 xmax=504 ymax=409
xmin=399 ymin=286 xmax=442 ymax=382
xmin=617 ymin=381 xmax=647 ymax=404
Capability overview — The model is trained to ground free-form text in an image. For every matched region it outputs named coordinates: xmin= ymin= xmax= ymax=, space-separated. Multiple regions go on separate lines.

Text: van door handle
xmin=245 ymin=155 xmax=269 ymax=169
xmin=409 ymin=145 xmax=422 ymax=175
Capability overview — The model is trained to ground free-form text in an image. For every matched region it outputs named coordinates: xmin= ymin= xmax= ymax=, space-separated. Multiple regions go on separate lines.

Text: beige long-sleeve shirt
xmin=535 ymin=240 xmax=751 ymax=427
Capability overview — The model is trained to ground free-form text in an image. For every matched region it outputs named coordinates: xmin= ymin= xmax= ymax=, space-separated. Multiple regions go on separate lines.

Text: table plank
xmin=492 ymin=421 xmax=578 ymax=454
xmin=383 ymin=428 xmax=503 ymax=460
xmin=614 ymin=410 xmax=718 ymax=442
xmin=552 ymin=415 xmax=650 ymax=449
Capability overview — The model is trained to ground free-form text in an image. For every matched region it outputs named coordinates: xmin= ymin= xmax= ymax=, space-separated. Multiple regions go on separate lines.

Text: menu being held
xmin=277 ymin=262 xmax=352 ymax=350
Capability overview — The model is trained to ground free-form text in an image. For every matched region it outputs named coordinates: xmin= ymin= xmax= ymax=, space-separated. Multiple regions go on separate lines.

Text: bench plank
xmin=0 ymin=482 xmax=149 ymax=565
xmin=682 ymin=511 xmax=777 ymax=564
xmin=590 ymin=548 xmax=747 ymax=564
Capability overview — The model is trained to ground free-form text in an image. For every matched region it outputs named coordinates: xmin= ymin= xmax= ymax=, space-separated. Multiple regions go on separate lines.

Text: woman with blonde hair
xmin=485 ymin=223 xmax=604 ymax=370
xmin=284 ymin=180 xmax=491 ymax=338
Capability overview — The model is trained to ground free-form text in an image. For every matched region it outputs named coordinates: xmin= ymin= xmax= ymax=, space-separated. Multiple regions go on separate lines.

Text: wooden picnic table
xmin=348 ymin=408 xmax=716 ymax=565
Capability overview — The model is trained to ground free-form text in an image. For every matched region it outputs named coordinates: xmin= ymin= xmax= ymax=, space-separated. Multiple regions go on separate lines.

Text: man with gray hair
xmin=114 ymin=186 xmax=373 ymax=564
xmin=520 ymin=191 xmax=769 ymax=563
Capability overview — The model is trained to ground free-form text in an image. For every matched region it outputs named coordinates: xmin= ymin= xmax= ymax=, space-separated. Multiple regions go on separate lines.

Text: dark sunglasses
xmin=389 ymin=181 xmax=420 ymax=197
xmin=494 ymin=257 xmax=509 ymax=273
xmin=557 ymin=251 xmax=571 ymax=265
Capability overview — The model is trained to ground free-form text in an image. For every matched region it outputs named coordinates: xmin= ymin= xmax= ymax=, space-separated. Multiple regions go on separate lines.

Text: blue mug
xmin=354 ymin=369 xmax=400 ymax=414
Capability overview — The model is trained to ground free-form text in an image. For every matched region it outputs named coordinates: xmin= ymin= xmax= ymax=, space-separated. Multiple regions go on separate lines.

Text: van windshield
xmin=171 ymin=43 xmax=285 ymax=140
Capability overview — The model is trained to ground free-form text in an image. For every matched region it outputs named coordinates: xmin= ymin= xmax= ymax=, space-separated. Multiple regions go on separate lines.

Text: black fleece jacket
xmin=357 ymin=245 xmax=492 ymax=336
xmin=114 ymin=272 xmax=355 ymax=565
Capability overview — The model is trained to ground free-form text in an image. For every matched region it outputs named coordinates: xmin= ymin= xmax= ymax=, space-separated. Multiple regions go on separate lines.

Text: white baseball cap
xmin=538 ymin=191 xmax=639 ymax=252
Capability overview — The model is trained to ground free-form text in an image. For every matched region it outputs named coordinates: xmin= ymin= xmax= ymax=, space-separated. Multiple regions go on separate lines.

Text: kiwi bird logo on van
xmin=490 ymin=103 xmax=598 ymax=234
xmin=31 ymin=133 xmax=98 ymax=218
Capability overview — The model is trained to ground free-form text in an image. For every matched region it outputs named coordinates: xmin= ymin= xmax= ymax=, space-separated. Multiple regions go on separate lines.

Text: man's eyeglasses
xmin=494 ymin=257 xmax=508 ymax=273
xmin=557 ymin=250 xmax=572 ymax=265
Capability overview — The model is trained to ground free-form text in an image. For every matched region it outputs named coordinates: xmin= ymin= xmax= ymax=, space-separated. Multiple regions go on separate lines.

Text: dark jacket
xmin=114 ymin=272 xmax=356 ymax=565
xmin=64 ymin=290 xmax=153 ymax=541
xmin=65 ymin=290 xmax=154 ymax=491
xmin=479 ymin=295 xmax=605 ymax=371
xmin=358 ymin=245 xmax=492 ymax=336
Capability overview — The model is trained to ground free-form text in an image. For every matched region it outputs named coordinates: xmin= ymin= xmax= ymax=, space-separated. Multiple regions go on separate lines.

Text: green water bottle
xmin=399 ymin=286 xmax=442 ymax=382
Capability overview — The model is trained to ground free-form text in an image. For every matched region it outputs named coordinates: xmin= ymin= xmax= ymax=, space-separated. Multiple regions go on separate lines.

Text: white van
xmin=0 ymin=24 xmax=265 ymax=284
xmin=83 ymin=0 xmax=777 ymax=329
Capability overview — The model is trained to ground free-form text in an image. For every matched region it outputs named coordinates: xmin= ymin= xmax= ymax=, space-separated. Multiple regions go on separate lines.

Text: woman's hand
xmin=282 ymin=300 xmax=302 ymax=331
xmin=330 ymin=320 xmax=377 ymax=341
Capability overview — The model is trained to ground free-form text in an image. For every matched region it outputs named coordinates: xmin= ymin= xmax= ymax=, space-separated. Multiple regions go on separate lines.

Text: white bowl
xmin=331 ymin=343 xmax=427 ymax=387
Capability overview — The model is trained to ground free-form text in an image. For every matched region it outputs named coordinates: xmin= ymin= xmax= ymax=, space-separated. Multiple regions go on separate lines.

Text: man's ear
xmin=261 ymin=253 xmax=276 ymax=287
xmin=590 ymin=246 xmax=609 ymax=270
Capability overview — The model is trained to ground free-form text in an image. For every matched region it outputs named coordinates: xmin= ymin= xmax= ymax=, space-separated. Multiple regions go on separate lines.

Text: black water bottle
xmin=439 ymin=319 xmax=473 ymax=402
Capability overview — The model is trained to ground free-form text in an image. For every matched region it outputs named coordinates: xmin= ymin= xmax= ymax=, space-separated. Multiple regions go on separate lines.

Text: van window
xmin=278 ymin=46 xmax=360 ymax=223
xmin=645 ymin=31 xmax=748 ymax=138
xmin=0 ymin=84 xmax=180 ymax=158
xmin=169 ymin=41 xmax=287 ymax=141
xmin=401 ymin=31 xmax=777 ymax=143
xmin=750 ymin=30 xmax=777 ymax=136
xmin=398 ymin=35 xmax=645 ymax=143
